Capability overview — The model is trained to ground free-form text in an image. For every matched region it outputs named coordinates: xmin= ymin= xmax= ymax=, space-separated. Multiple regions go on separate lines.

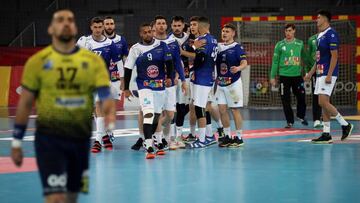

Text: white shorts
xmin=314 ymin=76 xmax=337 ymax=96
xmin=207 ymin=86 xmax=216 ymax=103
xmin=216 ymin=78 xmax=243 ymax=108
xmin=164 ymin=86 xmax=176 ymax=111
xmin=191 ymin=84 xmax=212 ymax=108
xmin=176 ymin=79 xmax=191 ymax=105
xmin=138 ymin=89 xmax=165 ymax=114
xmin=94 ymin=81 xmax=122 ymax=102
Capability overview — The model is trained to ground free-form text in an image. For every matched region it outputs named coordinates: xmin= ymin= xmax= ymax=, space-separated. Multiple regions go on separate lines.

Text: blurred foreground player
xmin=11 ymin=9 xmax=115 ymax=203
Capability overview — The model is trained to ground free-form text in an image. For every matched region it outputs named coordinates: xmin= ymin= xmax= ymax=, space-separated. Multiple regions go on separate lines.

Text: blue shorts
xmin=35 ymin=134 xmax=90 ymax=196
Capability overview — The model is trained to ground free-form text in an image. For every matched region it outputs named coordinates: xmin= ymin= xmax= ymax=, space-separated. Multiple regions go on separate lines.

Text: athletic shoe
xmin=228 ymin=137 xmax=244 ymax=148
xmin=188 ymin=139 xmax=209 ymax=149
xmin=297 ymin=117 xmax=308 ymax=126
xmin=107 ymin=130 xmax=115 ymax=142
xmin=311 ymin=133 xmax=333 ymax=144
xmin=313 ymin=120 xmax=323 ymax=128
xmin=102 ymin=135 xmax=113 ymax=150
xmin=219 ymin=136 xmax=232 ymax=147
xmin=169 ymin=137 xmax=186 ymax=150
xmin=131 ymin=138 xmax=144 ymax=151
xmin=156 ymin=143 xmax=166 ymax=156
xmin=146 ymin=146 xmax=156 ymax=159
xmin=162 ymin=138 xmax=169 ymax=150
xmin=341 ymin=123 xmax=353 ymax=141
xmin=91 ymin=141 xmax=102 ymax=153
xmin=183 ymin=133 xmax=197 ymax=143
xmin=217 ymin=127 xmax=225 ymax=139
xmin=285 ymin=123 xmax=293 ymax=129
xmin=205 ymin=135 xmax=217 ymax=145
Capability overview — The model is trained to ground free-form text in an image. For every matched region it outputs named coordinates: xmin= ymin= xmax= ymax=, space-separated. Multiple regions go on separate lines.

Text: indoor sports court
xmin=0 ymin=1 xmax=359 ymax=203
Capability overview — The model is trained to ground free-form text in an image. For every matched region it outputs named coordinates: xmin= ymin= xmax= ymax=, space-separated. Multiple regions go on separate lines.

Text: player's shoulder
xmin=327 ymin=28 xmax=339 ymax=38
xmin=26 ymin=46 xmax=53 ymax=65
xmin=112 ymin=34 xmax=127 ymax=43
xmin=77 ymin=35 xmax=90 ymax=42
xmin=275 ymin=40 xmax=285 ymax=47
xmin=78 ymin=47 xmax=103 ymax=63
xmin=294 ymin=38 xmax=304 ymax=45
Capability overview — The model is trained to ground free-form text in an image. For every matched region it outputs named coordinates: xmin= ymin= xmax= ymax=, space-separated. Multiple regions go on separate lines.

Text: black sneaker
xmin=341 ymin=123 xmax=353 ymax=141
xmin=285 ymin=123 xmax=293 ymax=128
xmin=156 ymin=143 xmax=166 ymax=155
xmin=131 ymin=138 xmax=143 ymax=151
xmin=145 ymin=146 xmax=156 ymax=159
xmin=311 ymin=133 xmax=333 ymax=144
xmin=297 ymin=117 xmax=308 ymax=126
xmin=161 ymin=138 xmax=169 ymax=150
xmin=183 ymin=133 xmax=196 ymax=143
xmin=229 ymin=136 xmax=244 ymax=148
xmin=217 ymin=127 xmax=225 ymax=139
xmin=219 ymin=136 xmax=232 ymax=147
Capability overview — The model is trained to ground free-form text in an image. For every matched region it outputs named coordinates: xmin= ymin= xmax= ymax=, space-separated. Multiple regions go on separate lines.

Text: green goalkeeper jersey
xmin=305 ymin=34 xmax=318 ymax=72
xmin=270 ymin=38 xmax=306 ymax=79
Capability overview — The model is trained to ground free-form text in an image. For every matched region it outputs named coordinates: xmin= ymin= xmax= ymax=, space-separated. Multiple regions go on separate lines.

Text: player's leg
xmin=292 ymin=76 xmax=308 ymax=126
xmin=229 ymin=108 xmax=244 ymax=147
xmin=91 ymin=101 xmax=105 ymax=153
xmin=279 ymin=76 xmax=294 ymax=128
xmin=66 ymin=193 xmax=78 ymax=203
xmin=131 ymin=110 xmax=144 ymax=150
xmin=311 ymin=76 xmax=322 ymax=128
xmin=207 ymin=98 xmax=224 ymax=138
xmin=185 ymin=81 xmax=197 ymax=142
xmin=152 ymin=90 xmax=167 ymax=155
xmin=189 ymin=85 xmax=212 ymax=148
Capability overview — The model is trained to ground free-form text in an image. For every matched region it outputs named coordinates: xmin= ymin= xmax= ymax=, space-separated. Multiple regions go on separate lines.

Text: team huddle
xmin=9 ymin=9 xmax=354 ymax=203
xmin=75 ymin=15 xmax=248 ymax=159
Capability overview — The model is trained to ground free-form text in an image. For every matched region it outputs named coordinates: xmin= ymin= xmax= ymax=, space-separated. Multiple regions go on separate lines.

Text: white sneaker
xmin=169 ymin=138 xmax=186 ymax=150
xmin=313 ymin=120 xmax=323 ymax=128
xmin=169 ymin=141 xmax=178 ymax=150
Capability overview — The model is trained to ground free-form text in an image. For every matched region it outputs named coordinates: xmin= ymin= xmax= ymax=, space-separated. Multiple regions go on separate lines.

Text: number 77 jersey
xmin=192 ymin=33 xmax=218 ymax=87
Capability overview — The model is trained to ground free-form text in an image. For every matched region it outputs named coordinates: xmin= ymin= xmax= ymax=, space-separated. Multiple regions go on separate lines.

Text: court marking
xmin=0 ymin=157 xmax=37 ymax=174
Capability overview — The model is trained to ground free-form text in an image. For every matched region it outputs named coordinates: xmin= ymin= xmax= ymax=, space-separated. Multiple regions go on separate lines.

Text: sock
xmin=236 ymin=129 xmax=243 ymax=139
xmin=335 ymin=113 xmax=348 ymax=126
xmin=190 ymin=125 xmax=196 ymax=135
xmin=169 ymin=123 xmax=175 ymax=139
xmin=199 ymin=127 xmax=206 ymax=142
xmin=139 ymin=133 xmax=145 ymax=139
xmin=224 ymin=127 xmax=231 ymax=138
xmin=206 ymin=124 xmax=212 ymax=137
xmin=153 ymin=131 xmax=163 ymax=144
xmin=96 ymin=117 xmax=105 ymax=142
xmin=143 ymin=139 xmax=153 ymax=150
xmin=323 ymin=121 xmax=330 ymax=133
xmin=176 ymin=126 xmax=183 ymax=138
xmin=215 ymin=119 xmax=223 ymax=128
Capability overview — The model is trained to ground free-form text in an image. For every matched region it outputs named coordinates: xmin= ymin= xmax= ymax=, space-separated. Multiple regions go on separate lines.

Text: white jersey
xmin=168 ymin=32 xmax=189 ymax=47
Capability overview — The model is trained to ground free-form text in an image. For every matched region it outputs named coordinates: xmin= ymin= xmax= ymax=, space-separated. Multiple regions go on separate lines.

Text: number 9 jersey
xmin=21 ymin=46 xmax=110 ymax=139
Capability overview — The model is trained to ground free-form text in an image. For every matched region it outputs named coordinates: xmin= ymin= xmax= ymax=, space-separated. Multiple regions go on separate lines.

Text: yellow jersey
xmin=21 ymin=45 xmax=109 ymax=139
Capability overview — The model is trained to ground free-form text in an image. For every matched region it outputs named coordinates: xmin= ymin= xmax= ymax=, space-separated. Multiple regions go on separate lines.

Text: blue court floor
xmin=0 ymin=108 xmax=360 ymax=203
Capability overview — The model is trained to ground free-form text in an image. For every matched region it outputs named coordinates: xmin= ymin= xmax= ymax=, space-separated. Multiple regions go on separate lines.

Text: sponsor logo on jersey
xmin=147 ymin=65 xmax=159 ymax=78
xmin=220 ymin=63 xmax=228 ymax=75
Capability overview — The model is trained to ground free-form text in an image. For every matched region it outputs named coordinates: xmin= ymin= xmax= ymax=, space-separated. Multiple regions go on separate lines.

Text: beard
xmin=105 ymin=29 xmax=114 ymax=36
xmin=58 ymin=34 xmax=75 ymax=43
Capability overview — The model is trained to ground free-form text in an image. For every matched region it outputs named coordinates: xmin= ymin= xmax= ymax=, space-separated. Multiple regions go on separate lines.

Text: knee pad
xmin=206 ymin=111 xmax=211 ymax=125
xmin=143 ymin=109 xmax=154 ymax=124
xmin=195 ymin=106 xmax=206 ymax=119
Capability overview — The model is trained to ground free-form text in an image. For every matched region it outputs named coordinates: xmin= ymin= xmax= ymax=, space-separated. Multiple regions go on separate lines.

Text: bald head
xmin=48 ymin=9 xmax=77 ymax=43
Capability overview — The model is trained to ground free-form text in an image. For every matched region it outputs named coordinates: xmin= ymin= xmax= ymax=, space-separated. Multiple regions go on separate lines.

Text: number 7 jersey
xmin=21 ymin=45 xmax=110 ymax=139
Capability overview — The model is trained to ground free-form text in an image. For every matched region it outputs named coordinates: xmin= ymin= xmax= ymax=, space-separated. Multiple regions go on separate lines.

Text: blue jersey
xmin=192 ymin=34 xmax=218 ymax=87
xmin=77 ymin=35 xmax=121 ymax=81
xmin=216 ymin=42 xmax=247 ymax=87
xmin=124 ymin=39 xmax=172 ymax=91
xmin=316 ymin=27 xmax=339 ymax=77
xmin=108 ymin=34 xmax=129 ymax=81
xmin=157 ymin=37 xmax=185 ymax=86
xmin=168 ymin=33 xmax=195 ymax=79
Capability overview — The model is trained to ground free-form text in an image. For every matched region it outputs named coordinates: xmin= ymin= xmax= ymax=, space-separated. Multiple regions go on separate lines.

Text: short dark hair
xmin=317 ymin=10 xmax=332 ymax=22
xmin=104 ymin=16 xmax=114 ymax=21
xmin=154 ymin=15 xmax=166 ymax=23
xmin=171 ymin=16 xmax=184 ymax=23
xmin=139 ymin=22 xmax=151 ymax=32
xmin=285 ymin=23 xmax=296 ymax=30
xmin=198 ymin=16 xmax=210 ymax=25
xmin=183 ymin=23 xmax=190 ymax=32
xmin=90 ymin=16 xmax=103 ymax=25
xmin=189 ymin=16 xmax=200 ymax=22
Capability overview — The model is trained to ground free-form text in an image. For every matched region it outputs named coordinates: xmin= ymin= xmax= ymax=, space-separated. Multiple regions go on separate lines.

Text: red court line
xmin=0 ymin=157 xmax=37 ymax=174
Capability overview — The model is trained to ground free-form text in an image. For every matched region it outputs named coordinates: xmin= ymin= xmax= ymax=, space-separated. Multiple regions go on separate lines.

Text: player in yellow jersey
xmin=10 ymin=9 xmax=115 ymax=203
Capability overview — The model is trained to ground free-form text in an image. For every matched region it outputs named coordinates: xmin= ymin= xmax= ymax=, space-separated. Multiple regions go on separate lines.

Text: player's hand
xmin=193 ymin=39 xmax=206 ymax=49
xmin=230 ymin=66 xmax=240 ymax=74
xmin=181 ymin=81 xmax=188 ymax=95
xmin=270 ymin=79 xmax=276 ymax=86
xmin=303 ymin=73 xmax=311 ymax=82
xmin=11 ymin=147 xmax=23 ymax=167
xmin=124 ymin=90 xmax=133 ymax=99
xmin=325 ymin=75 xmax=332 ymax=84
xmin=165 ymin=78 xmax=172 ymax=87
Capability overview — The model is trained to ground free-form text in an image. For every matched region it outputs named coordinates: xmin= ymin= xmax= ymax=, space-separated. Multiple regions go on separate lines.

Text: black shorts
xmin=35 ymin=134 xmax=90 ymax=196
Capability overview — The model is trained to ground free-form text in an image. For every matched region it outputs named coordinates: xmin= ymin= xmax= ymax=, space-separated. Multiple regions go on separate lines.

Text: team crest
xmin=43 ymin=60 xmax=53 ymax=70
xmin=147 ymin=65 xmax=159 ymax=78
